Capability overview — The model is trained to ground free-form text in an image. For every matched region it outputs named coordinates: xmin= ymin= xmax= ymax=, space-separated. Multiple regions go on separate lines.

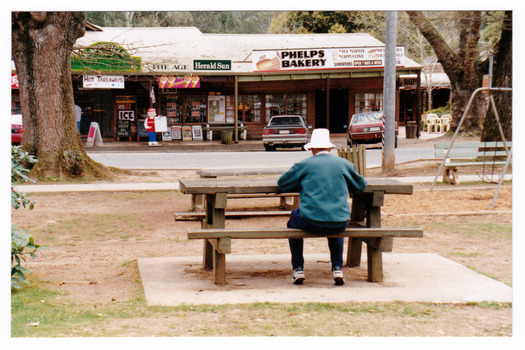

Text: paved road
xmin=88 ymin=147 xmax=435 ymax=170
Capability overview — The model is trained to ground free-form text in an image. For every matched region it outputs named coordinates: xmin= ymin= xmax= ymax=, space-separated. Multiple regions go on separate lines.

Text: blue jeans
xmin=287 ymin=209 xmax=347 ymax=270
xmin=148 ymin=131 xmax=156 ymax=142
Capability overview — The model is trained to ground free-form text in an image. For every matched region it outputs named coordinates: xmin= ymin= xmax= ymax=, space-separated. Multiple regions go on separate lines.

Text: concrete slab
xmin=138 ymin=253 xmax=512 ymax=306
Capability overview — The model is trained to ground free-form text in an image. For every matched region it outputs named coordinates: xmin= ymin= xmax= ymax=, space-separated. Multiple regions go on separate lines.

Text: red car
xmin=11 ymin=114 xmax=23 ymax=145
xmin=346 ymin=111 xmax=398 ymax=148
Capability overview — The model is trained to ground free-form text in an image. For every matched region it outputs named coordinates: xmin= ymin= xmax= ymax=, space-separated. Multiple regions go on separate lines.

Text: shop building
xmin=14 ymin=25 xmax=423 ymax=141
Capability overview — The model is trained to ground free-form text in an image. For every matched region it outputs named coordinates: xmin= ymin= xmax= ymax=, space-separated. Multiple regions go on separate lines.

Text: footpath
xmin=13 ymin=174 xmax=512 ymax=193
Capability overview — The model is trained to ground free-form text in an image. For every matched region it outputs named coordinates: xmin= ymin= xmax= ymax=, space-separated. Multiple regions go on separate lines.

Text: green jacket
xmin=278 ymin=153 xmax=367 ymax=227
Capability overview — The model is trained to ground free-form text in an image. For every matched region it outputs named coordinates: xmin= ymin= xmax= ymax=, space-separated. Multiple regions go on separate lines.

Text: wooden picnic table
xmin=179 ymin=177 xmax=415 ymax=283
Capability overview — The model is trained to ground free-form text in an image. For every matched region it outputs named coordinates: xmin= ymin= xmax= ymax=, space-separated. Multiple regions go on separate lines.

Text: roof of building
xmin=74 ymin=26 xmax=422 ymax=75
xmin=421 ymin=72 xmax=451 ymax=87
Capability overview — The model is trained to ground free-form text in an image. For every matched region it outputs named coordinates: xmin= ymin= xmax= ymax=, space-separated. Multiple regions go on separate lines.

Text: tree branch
xmin=406 ymin=11 xmax=459 ymax=80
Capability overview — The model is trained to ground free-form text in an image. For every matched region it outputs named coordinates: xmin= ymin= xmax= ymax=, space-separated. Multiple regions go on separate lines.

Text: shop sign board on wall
xmin=162 ymin=131 xmax=172 ymax=141
xmin=137 ymin=121 xmax=148 ymax=139
xmin=83 ymin=75 xmax=125 ymax=89
xmin=158 ymin=75 xmax=200 ymax=88
xmin=192 ymin=125 xmax=203 ymax=141
xmin=252 ymin=47 xmax=406 ymax=72
xmin=193 ymin=60 xmax=231 ymax=71
xmin=117 ymin=119 xmax=131 ymax=140
xmin=208 ymin=95 xmax=225 ymax=123
xmin=171 ymin=126 xmax=182 ymax=140
xmin=182 ymin=126 xmax=192 ymax=141
xmin=118 ymin=110 xmax=135 ymax=121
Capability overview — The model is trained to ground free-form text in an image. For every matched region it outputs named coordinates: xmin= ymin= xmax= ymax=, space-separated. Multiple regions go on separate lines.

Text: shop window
xmin=238 ymin=95 xmax=261 ymax=123
xmin=161 ymin=95 xmax=183 ymax=124
xmin=11 ymin=92 xmax=21 ymax=114
xmin=265 ymin=94 xmax=307 ymax=122
xmin=355 ymin=92 xmax=383 ymax=113
xmin=184 ymin=96 xmax=207 ymax=124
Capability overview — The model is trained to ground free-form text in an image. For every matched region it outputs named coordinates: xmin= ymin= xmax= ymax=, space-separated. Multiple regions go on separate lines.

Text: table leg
xmin=367 ymin=239 xmax=384 ymax=282
xmin=346 ymin=197 xmax=366 ymax=267
xmin=202 ymin=192 xmax=228 ymax=284
xmin=365 ymin=191 xmax=389 ymax=282
xmin=193 ymin=194 xmax=205 ymax=211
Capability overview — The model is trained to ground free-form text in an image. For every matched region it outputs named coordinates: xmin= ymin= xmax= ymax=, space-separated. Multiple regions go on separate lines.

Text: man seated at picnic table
xmin=278 ymin=128 xmax=367 ymax=285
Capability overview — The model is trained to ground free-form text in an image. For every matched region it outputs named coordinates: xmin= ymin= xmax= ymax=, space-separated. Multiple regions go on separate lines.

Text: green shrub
xmin=425 ymin=101 xmax=453 ymax=117
xmin=11 ymin=146 xmax=45 ymax=289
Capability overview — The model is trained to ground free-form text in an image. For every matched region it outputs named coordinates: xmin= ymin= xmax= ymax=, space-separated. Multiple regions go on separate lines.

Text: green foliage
xmin=11 ymin=226 xmax=45 ymax=289
xmin=11 ymin=146 xmax=36 ymax=210
xmin=273 ymin=11 xmax=386 ymax=38
xmin=11 ymin=145 xmax=44 ymax=289
xmin=86 ymin=11 xmax=278 ymax=34
xmin=425 ymin=101 xmax=453 ymax=116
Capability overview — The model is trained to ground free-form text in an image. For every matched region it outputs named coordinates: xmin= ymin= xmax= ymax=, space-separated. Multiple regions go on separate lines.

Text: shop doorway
xmin=92 ymin=91 xmax=113 ymax=137
xmin=315 ymin=89 xmax=349 ymax=134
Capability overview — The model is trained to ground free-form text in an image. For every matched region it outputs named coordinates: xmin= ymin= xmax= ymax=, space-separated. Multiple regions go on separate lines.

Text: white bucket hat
xmin=304 ymin=128 xmax=336 ymax=150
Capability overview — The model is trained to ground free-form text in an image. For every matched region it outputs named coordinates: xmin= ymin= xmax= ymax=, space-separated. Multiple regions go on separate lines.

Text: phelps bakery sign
xmin=252 ymin=47 xmax=405 ymax=72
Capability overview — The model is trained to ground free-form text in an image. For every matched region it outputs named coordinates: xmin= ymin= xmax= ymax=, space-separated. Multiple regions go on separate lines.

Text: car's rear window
xmin=11 ymin=114 xmax=23 ymax=125
xmin=269 ymin=117 xmax=302 ymax=126
xmin=351 ymin=112 xmax=382 ymax=124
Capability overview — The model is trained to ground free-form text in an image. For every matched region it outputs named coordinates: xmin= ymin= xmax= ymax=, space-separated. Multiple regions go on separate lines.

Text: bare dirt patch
xmin=13 ymin=162 xmax=513 ymax=336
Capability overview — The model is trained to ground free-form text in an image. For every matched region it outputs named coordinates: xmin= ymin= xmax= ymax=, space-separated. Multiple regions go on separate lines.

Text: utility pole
xmin=382 ymin=11 xmax=397 ymax=174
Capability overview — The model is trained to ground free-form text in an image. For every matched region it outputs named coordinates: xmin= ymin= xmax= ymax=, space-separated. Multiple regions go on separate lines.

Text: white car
xmin=262 ymin=115 xmax=311 ymax=151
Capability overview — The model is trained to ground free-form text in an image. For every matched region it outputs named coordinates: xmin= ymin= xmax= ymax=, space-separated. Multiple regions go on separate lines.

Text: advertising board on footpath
xmin=86 ymin=122 xmax=103 ymax=146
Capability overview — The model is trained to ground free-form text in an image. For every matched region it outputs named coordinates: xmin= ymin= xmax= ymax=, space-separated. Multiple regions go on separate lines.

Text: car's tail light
xmin=294 ymin=128 xmax=307 ymax=134
xmin=263 ymin=129 xmax=274 ymax=135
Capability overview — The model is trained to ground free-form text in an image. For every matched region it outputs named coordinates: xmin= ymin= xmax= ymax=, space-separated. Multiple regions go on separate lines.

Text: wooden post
xmin=346 ymin=194 xmax=366 ymax=267
xmin=234 ymin=76 xmax=239 ymax=143
xmin=416 ymin=70 xmax=421 ymax=138
xmin=202 ymin=192 xmax=227 ymax=283
xmin=326 ymin=78 xmax=330 ymax=130
xmin=367 ymin=239 xmax=384 ymax=282
xmin=365 ymin=190 xmax=390 ymax=282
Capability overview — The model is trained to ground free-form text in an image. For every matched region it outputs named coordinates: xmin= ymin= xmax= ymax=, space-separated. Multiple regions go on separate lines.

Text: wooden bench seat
xmin=175 ymin=210 xmax=292 ymax=221
xmin=434 ymin=141 xmax=512 ymax=185
xmin=204 ymin=123 xmax=247 ymax=140
xmin=187 ymin=227 xmax=423 ymax=284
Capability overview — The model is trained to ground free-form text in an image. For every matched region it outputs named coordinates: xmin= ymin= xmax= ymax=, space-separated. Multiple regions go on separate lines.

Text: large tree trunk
xmin=481 ymin=11 xmax=512 ymax=142
xmin=407 ymin=11 xmax=483 ymax=133
xmin=12 ymin=12 xmax=111 ymax=180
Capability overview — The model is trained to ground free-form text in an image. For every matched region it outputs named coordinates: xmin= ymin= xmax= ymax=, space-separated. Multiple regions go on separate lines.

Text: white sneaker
xmin=333 ymin=267 xmax=345 ymax=285
xmin=292 ymin=267 xmax=305 ymax=284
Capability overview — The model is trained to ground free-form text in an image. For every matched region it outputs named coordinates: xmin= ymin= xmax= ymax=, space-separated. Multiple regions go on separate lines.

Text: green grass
xmin=427 ymin=221 xmax=512 ymax=239
xmin=11 ymin=283 xmax=104 ymax=337
xmin=11 ymin=279 xmax=512 ymax=337
xmin=31 ymin=213 xmax=149 ymax=240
